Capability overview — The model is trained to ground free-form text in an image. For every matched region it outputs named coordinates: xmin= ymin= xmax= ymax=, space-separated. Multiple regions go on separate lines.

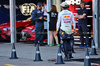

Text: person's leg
xmin=67 ymin=39 xmax=72 ymax=59
xmin=49 ymin=31 xmax=53 ymax=46
xmin=34 ymin=23 xmax=41 ymax=45
xmin=78 ymin=25 xmax=84 ymax=47
xmin=53 ymin=31 xmax=60 ymax=46
xmin=63 ymin=40 xmax=68 ymax=57
xmin=39 ymin=23 xmax=44 ymax=45
xmin=59 ymin=30 xmax=64 ymax=52
xmin=82 ymin=24 xmax=90 ymax=47
xmin=70 ymin=35 xmax=75 ymax=53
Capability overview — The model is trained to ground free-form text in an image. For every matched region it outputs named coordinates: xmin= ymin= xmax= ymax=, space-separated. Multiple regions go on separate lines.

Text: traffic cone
xmin=84 ymin=48 xmax=91 ymax=66
xmin=90 ymin=39 xmax=98 ymax=55
xmin=55 ymin=46 xmax=65 ymax=64
xmin=10 ymin=43 xmax=18 ymax=59
xmin=34 ymin=44 xmax=42 ymax=61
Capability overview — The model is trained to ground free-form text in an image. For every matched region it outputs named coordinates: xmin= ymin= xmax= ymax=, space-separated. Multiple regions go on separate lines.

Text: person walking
xmin=32 ymin=2 xmax=46 ymax=46
xmin=43 ymin=5 xmax=60 ymax=46
xmin=76 ymin=1 xmax=90 ymax=48
xmin=56 ymin=2 xmax=76 ymax=59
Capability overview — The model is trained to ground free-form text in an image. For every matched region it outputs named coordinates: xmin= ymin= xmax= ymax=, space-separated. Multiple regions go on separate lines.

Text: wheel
xmin=16 ymin=27 xmax=25 ymax=41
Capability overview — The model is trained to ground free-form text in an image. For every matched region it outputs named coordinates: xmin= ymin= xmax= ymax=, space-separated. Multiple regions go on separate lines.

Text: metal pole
xmin=9 ymin=0 xmax=16 ymax=43
xmin=47 ymin=0 xmax=51 ymax=45
xmin=97 ymin=0 xmax=100 ymax=48
xmin=93 ymin=0 xmax=99 ymax=48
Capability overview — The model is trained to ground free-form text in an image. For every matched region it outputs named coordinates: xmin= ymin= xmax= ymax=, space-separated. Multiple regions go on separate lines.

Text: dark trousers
xmin=78 ymin=24 xmax=90 ymax=46
xmin=59 ymin=29 xmax=74 ymax=55
xmin=34 ymin=22 xmax=44 ymax=44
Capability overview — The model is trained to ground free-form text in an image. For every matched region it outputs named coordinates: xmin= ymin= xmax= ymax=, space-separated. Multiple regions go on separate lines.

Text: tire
xmin=16 ymin=27 xmax=25 ymax=41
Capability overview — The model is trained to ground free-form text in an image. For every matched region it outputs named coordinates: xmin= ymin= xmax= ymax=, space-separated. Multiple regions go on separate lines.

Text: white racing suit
xmin=56 ymin=10 xmax=76 ymax=59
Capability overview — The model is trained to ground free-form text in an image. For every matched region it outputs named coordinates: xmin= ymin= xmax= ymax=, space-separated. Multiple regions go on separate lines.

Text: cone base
xmin=10 ymin=57 xmax=18 ymax=59
xmin=55 ymin=63 xmax=65 ymax=64
xmin=34 ymin=60 xmax=43 ymax=61
xmin=72 ymin=51 xmax=75 ymax=53
xmin=90 ymin=54 xmax=98 ymax=55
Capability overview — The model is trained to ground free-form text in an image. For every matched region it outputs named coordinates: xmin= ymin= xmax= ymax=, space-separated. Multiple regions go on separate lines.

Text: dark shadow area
xmin=72 ymin=58 xmax=100 ymax=64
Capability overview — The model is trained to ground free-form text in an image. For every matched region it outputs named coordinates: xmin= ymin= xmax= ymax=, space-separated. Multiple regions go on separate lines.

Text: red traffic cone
xmin=84 ymin=48 xmax=91 ymax=66
xmin=90 ymin=39 xmax=98 ymax=55
xmin=10 ymin=43 xmax=18 ymax=59
xmin=34 ymin=44 xmax=43 ymax=61
xmin=55 ymin=46 xmax=65 ymax=64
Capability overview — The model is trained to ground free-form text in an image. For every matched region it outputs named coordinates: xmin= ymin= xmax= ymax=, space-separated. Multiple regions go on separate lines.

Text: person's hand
xmin=55 ymin=31 xmax=58 ymax=36
xmin=72 ymin=29 xmax=76 ymax=33
xmin=43 ymin=8 xmax=45 ymax=10
xmin=75 ymin=15 xmax=79 ymax=18
xmin=99 ymin=17 xmax=100 ymax=20
xmin=72 ymin=29 xmax=76 ymax=36
xmin=75 ymin=14 xmax=79 ymax=18
xmin=44 ymin=17 xmax=46 ymax=20
xmin=39 ymin=17 xmax=43 ymax=20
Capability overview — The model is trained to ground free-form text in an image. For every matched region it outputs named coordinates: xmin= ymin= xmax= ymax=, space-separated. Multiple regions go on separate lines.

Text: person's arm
xmin=32 ymin=10 xmax=42 ymax=21
xmin=78 ymin=9 xmax=87 ymax=19
xmin=55 ymin=13 xmax=61 ymax=35
xmin=78 ymin=14 xmax=86 ymax=19
xmin=56 ymin=13 xmax=61 ymax=31
xmin=43 ymin=8 xmax=47 ymax=12
xmin=75 ymin=10 xmax=79 ymax=18
xmin=71 ymin=13 xmax=76 ymax=32
xmin=43 ymin=7 xmax=51 ymax=13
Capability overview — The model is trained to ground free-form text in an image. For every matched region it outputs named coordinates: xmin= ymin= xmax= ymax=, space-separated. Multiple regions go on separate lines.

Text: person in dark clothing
xmin=76 ymin=1 xmax=90 ymax=48
xmin=43 ymin=5 xmax=60 ymax=46
xmin=32 ymin=2 xmax=46 ymax=46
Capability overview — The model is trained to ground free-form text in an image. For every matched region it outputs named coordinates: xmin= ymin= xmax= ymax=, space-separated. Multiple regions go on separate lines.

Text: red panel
xmin=69 ymin=5 xmax=79 ymax=23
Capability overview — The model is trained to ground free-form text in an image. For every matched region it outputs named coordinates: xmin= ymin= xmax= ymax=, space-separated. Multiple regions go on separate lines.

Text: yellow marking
xmin=57 ymin=19 xmax=59 ymax=21
xmin=61 ymin=32 xmax=64 ymax=35
xmin=4 ymin=64 xmax=16 ymax=66
xmin=61 ymin=40 xmax=63 ymax=43
xmin=56 ymin=28 xmax=58 ymax=31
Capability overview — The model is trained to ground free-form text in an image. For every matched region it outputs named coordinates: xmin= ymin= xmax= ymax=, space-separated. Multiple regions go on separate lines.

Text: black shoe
xmin=40 ymin=44 xmax=45 ymax=46
xmin=64 ymin=55 xmax=68 ymax=59
xmin=84 ymin=45 xmax=91 ymax=48
xmin=34 ymin=44 xmax=37 ymax=47
xmin=40 ymin=42 xmax=45 ymax=46
xmin=77 ymin=45 xmax=84 ymax=48
xmin=69 ymin=54 xmax=73 ymax=58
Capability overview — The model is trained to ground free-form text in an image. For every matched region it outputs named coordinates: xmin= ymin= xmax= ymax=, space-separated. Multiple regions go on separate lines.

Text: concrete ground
xmin=0 ymin=42 xmax=100 ymax=66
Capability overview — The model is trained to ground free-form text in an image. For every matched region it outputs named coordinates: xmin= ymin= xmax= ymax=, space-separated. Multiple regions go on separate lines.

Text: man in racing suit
xmin=55 ymin=2 xmax=76 ymax=59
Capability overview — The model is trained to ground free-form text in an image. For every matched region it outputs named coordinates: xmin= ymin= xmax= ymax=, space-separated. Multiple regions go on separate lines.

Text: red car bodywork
xmin=21 ymin=25 xmax=35 ymax=41
xmin=20 ymin=25 xmax=47 ymax=43
xmin=0 ymin=20 xmax=32 ymax=40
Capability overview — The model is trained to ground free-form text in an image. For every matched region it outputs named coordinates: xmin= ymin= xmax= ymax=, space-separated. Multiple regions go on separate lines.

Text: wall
xmin=0 ymin=0 xmax=46 ymax=24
